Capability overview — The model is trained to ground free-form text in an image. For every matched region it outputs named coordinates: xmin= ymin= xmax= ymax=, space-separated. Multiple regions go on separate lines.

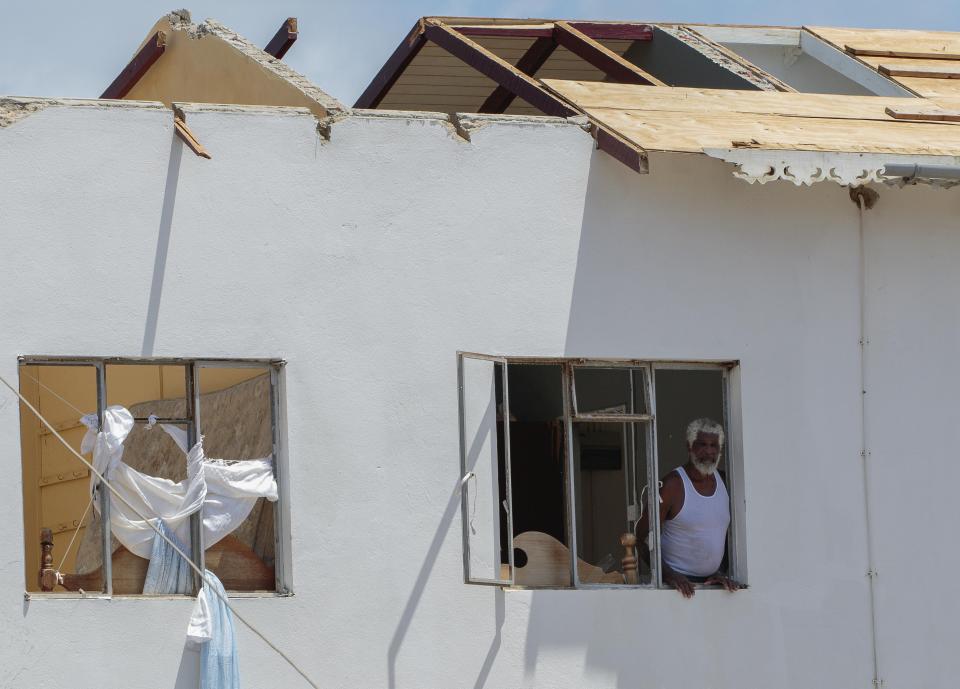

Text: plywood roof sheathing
xmin=885 ymin=104 xmax=960 ymax=122
xmin=543 ymin=79 xmax=960 ymax=156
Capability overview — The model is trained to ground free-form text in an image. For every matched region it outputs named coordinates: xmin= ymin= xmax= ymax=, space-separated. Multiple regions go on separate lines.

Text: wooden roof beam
xmin=264 ymin=17 xmax=298 ymax=59
xmin=354 ymin=19 xmax=427 ymax=108
xmin=422 ymin=20 xmax=576 ymax=117
xmin=100 ymin=31 xmax=167 ymax=99
xmin=553 ymin=21 xmax=665 ymax=86
xmin=449 ymin=22 xmax=654 ymax=40
xmin=479 ymin=37 xmax=557 ymax=113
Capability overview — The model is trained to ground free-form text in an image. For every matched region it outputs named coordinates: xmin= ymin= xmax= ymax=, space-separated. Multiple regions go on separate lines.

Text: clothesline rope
xmin=0 ymin=372 xmax=320 ymax=689
xmin=18 ymin=370 xmax=87 ymax=417
xmin=55 ymin=496 xmax=94 ymax=574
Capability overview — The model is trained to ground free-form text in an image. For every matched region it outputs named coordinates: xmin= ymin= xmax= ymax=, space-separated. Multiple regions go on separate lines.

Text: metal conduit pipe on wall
xmin=883 ymin=163 xmax=960 ymax=181
xmin=854 ymin=191 xmax=882 ymax=688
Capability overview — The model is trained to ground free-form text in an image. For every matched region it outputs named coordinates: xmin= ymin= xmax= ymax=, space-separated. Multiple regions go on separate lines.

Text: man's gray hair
xmin=686 ymin=418 xmax=725 ymax=447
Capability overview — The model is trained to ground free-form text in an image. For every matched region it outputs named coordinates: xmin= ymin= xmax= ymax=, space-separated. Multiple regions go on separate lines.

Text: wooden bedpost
xmin=620 ymin=532 xmax=638 ymax=584
xmin=39 ymin=528 xmax=58 ymax=591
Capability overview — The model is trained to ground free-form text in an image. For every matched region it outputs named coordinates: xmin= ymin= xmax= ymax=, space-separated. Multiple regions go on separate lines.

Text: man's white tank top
xmin=660 ymin=466 xmax=730 ymax=577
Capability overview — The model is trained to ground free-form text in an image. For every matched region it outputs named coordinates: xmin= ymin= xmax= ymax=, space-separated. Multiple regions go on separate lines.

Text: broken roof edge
xmin=200 ymin=18 xmax=345 ymax=114
xmin=121 ymin=10 xmax=345 ymax=115
xmin=0 ymin=96 xmax=167 ymax=127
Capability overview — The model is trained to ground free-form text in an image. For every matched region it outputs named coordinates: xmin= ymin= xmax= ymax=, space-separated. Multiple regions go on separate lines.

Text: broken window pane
xmin=20 ymin=357 xmax=287 ymax=596
xmin=199 ymin=367 xmax=276 ymax=592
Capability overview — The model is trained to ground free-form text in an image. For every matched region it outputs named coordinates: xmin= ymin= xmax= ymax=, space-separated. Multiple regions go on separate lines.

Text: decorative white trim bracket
xmin=704 ymin=148 xmax=960 ymax=187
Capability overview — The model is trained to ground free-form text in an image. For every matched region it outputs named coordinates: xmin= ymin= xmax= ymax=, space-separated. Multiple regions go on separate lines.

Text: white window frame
xmin=457 ymin=353 xmax=745 ymax=590
xmin=19 ymin=355 xmax=291 ymax=598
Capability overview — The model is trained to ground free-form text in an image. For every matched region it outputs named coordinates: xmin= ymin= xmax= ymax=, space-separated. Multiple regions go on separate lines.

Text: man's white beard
xmin=691 ymin=455 xmax=720 ymax=476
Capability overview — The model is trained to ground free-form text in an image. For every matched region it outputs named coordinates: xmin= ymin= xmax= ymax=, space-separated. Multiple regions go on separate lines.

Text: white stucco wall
xmin=0 ymin=98 xmax=955 ymax=688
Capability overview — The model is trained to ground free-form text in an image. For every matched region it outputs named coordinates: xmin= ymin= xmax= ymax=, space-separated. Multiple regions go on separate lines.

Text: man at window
xmin=637 ymin=418 xmax=741 ymax=597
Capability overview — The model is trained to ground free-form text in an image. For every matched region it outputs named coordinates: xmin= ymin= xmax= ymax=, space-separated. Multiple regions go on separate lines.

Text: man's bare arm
xmin=634 ymin=473 xmax=697 ymax=598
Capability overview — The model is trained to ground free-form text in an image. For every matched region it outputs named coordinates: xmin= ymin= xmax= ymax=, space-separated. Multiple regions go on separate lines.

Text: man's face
xmin=689 ymin=431 xmax=722 ymax=475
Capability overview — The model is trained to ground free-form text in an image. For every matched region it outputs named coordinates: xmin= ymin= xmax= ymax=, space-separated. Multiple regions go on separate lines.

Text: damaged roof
xmin=88 ymin=13 xmax=960 ymax=183
xmin=356 ymin=17 xmax=960 ymax=177
xmin=102 ymin=10 xmax=343 ymax=117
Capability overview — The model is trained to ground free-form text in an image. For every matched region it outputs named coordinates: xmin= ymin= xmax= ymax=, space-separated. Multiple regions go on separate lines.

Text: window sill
xmin=24 ymin=590 xmax=293 ymax=601
xmin=501 ymin=583 xmax=747 ymax=592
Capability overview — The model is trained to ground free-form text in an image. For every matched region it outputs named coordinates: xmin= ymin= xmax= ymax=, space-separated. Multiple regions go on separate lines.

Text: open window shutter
xmin=457 ymin=353 xmax=513 ymax=585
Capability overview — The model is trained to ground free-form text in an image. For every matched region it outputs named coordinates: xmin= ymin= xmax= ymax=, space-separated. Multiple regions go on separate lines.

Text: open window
xmin=19 ymin=357 xmax=288 ymax=596
xmin=456 ymin=354 xmax=744 ymax=589
xmin=457 ymin=353 xmax=514 ymax=585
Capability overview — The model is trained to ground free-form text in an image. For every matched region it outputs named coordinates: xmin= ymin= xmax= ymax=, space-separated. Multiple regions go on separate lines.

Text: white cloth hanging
xmin=80 ymin=405 xmax=278 ymax=559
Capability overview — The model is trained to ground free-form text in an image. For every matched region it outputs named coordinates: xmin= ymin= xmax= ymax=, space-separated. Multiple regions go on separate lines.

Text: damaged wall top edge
xmin=0 ymin=97 xmax=167 ymax=128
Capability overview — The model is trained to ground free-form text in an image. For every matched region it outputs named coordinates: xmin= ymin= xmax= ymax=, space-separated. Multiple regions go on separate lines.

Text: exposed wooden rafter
xmin=264 ymin=17 xmax=298 ymax=59
xmin=354 ymin=20 xmax=427 ymax=108
xmin=100 ymin=31 xmax=167 ymax=99
xmin=553 ymin=21 xmax=664 ymax=86
xmin=452 ymin=21 xmax=654 ymax=40
xmin=356 ymin=17 xmax=650 ymax=173
xmin=422 ymin=20 xmax=576 ymax=117
xmin=479 ymin=37 xmax=557 ymax=113
xmin=594 ymin=127 xmax=648 ymax=173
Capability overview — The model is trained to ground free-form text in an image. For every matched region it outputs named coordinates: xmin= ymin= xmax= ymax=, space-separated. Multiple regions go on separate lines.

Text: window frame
xmin=457 ymin=353 xmax=744 ymax=591
xmin=19 ymin=355 xmax=290 ymax=598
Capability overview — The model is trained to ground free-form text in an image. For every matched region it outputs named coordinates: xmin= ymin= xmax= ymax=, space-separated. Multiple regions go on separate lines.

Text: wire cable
xmin=1 ymin=372 xmax=320 ymax=689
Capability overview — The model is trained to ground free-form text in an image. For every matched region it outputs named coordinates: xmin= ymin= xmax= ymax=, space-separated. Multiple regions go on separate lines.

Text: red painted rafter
xmin=264 ymin=17 xmax=298 ymax=59
xmin=100 ymin=31 xmax=167 ymax=99
xmin=479 ymin=37 xmax=557 ymax=113
xmin=451 ymin=22 xmax=653 ymax=41
xmin=594 ymin=127 xmax=647 ymax=173
xmin=355 ymin=18 xmax=649 ymax=173
xmin=422 ymin=20 xmax=576 ymax=117
xmin=354 ymin=20 xmax=427 ymax=108
xmin=553 ymin=21 xmax=664 ymax=86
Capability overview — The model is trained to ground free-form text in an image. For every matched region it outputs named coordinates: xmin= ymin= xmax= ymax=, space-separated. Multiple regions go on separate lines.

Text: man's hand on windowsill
xmin=704 ymin=573 xmax=741 ymax=592
xmin=663 ymin=570 xmax=695 ymax=598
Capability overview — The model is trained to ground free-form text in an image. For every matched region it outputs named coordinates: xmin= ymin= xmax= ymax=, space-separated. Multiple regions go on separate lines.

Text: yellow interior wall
xmin=124 ymin=18 xmax=329 ymax=117
xmin=20 ymin=363 xmax=267 ymax=591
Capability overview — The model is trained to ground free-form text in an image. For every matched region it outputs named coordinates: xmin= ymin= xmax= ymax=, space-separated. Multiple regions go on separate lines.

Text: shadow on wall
xmin=173 ymin=643 xmax=199 ymax=689
xmin=386 ymin=392 xmax=504 ymax=689
xmin=518 ymin=152 xmax=740 ymax=687
xmin=142 ymin=135 xmax=183 ymax=357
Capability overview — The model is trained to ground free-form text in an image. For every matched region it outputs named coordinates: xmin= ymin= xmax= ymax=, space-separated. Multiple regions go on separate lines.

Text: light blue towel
xmin=142 ymin=520 xmax=193 ymax=595
xmin=142 ymin=523 xmax=239 ymax=688
xmin=198 ymin=569 xmax=240 ymax=689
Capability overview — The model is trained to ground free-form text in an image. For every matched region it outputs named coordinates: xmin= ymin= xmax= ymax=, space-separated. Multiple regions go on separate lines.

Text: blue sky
xmin=2 ymin=1 xmax=959 ymax=105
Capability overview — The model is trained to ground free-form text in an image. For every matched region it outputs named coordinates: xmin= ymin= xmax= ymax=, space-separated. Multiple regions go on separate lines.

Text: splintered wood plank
xmin=541 ymin=79 xmax=960 ymax=155
xmin=879 ymin=63 xmax=960 ymax=78
xmin=885 ymin=104 xmax=960 ymax=122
